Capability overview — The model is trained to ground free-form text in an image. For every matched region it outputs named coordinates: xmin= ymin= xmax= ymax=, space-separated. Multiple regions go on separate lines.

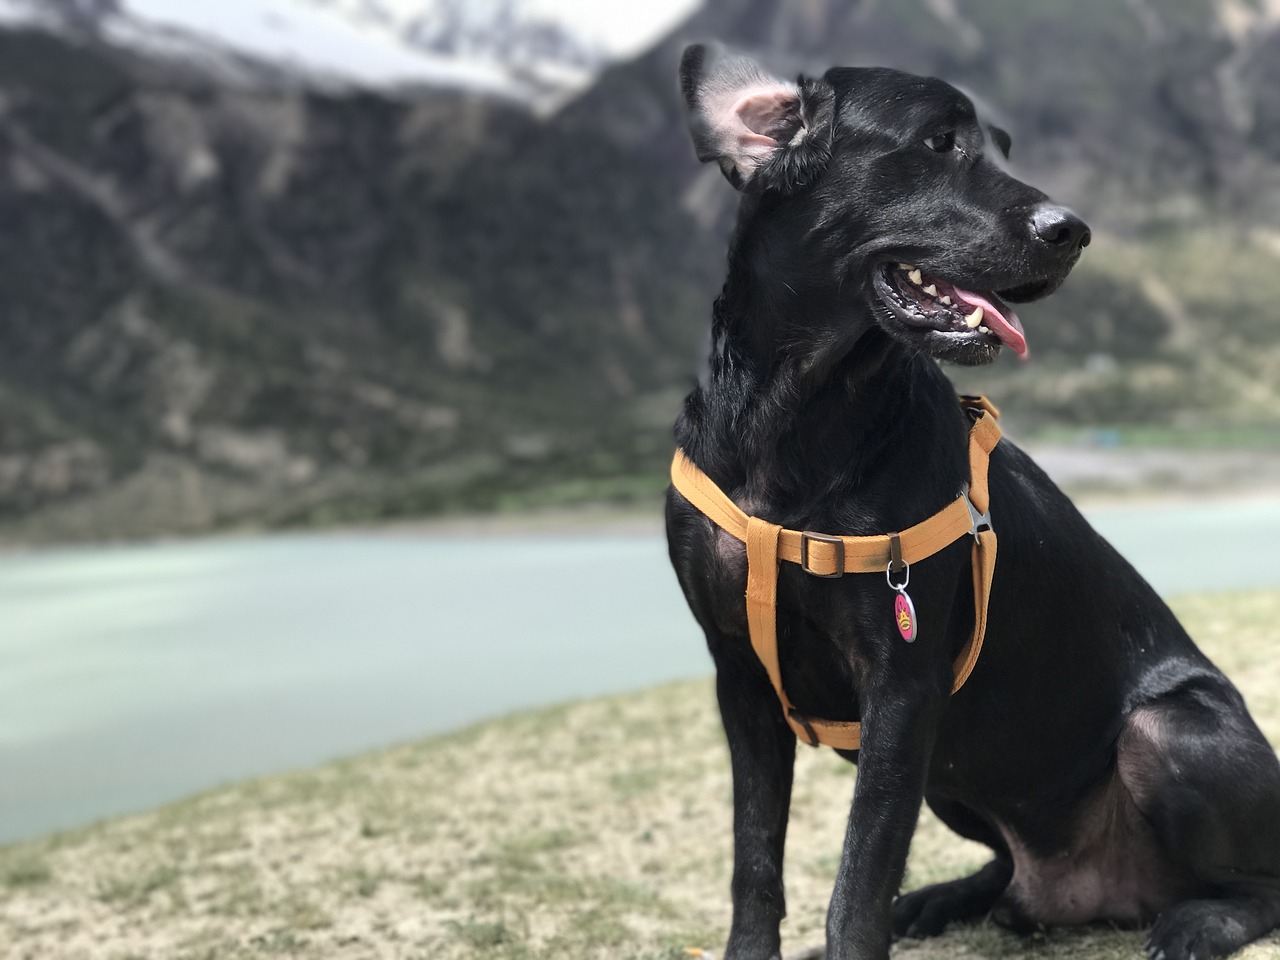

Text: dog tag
xmin=885 ymin=548 xmax=917 ymax=643
xmin=893 ymin=590 xmax=917 ymax=643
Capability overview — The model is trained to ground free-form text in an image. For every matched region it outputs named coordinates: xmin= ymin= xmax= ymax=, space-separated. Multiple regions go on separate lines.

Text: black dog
xmin=665 ymin=44 xmax=1280 ymax=960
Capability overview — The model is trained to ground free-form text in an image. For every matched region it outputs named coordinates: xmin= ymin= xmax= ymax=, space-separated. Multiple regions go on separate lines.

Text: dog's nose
xmin=1031 ymin=205 xmax=1091 ymax=252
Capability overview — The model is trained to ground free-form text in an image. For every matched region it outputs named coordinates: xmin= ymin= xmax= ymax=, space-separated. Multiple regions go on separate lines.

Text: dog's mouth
xmin=873 ymin=263 xmax=1029 ymax=360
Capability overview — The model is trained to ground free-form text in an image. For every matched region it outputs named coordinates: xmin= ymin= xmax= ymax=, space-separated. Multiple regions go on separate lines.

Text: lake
xmin=3 ymin=497 xmax=1280 ymax=845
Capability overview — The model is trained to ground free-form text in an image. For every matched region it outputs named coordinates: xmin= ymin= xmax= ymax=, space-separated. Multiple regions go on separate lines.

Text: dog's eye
xmin=924 ymin=131 xmax=956 ymax=153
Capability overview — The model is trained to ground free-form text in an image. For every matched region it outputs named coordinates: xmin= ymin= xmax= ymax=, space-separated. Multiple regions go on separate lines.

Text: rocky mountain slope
xmin=0 ymin=26 xmax=547 ymax=539
xmin=2 ymin=0 xmax=1280 ymax=541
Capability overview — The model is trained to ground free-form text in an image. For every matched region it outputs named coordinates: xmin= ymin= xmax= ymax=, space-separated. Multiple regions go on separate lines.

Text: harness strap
xmin=671 ymin=396 xmax=1002 ymax=751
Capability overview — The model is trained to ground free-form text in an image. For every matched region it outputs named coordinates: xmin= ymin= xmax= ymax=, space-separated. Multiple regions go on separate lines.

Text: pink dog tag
xmin=894 ymin=591 xmax=917 ymax=643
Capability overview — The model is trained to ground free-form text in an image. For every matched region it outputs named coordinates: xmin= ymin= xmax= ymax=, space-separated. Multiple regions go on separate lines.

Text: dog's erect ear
xmin=680 ymin=43 xmax=812 ymax=190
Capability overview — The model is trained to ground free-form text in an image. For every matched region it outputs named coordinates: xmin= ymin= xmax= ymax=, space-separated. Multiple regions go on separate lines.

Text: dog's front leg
xmin=714 ymin=648 xmax=797 ymax=960
xmin=825 ymin=675 xmax=944 ymax=960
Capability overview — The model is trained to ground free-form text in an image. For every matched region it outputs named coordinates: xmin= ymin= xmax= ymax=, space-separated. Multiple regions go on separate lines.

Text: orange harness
xmin=670 ymin=396 xmax=1003 ymax=751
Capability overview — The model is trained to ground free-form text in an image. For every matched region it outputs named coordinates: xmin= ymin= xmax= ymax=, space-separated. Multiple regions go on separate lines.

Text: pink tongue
xmin=952 ymin=288 xmax=1028 ymax=359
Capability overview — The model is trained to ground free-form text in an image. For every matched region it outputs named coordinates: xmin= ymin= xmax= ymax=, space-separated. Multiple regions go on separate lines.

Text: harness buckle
xmin=959 ymin=394 xmax=1001 ymax=421
xmin=800 ymin=531 xmax=844 ymax=578
xmin=960 ymin=482 xmax=992 ymax=538
xmin=788 ymin=709 xmax=821 ymax=747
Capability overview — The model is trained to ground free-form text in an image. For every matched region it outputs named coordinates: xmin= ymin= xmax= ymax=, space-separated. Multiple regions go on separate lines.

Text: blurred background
xmin=3 ymin=0 xmax=1280 ymax=844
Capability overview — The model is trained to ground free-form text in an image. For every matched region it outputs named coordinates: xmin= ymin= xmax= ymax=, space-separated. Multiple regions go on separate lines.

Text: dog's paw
xmin=892 ymin=885 xmax=944 ymax=939
xmin=780 ymin=947 xmax=824 ymax=960
xmin=892 ymin=870 xmax=1018 ymax=941
xmin=719 ymin=943 xmax=784 ymax=960
xmin=892 ymin=882 xmax=987 ymax=940
xmin=1147 ymin=901 xmax=1250 ymax=960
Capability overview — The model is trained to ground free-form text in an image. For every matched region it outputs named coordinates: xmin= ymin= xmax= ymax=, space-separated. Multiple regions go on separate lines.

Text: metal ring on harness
xmin=885 ymin=561 xmax=910 ymax=591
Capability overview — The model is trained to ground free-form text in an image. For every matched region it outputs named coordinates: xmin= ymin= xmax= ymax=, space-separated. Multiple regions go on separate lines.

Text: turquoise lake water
xmin=2 ymin=497 xmax=1280 ymax=844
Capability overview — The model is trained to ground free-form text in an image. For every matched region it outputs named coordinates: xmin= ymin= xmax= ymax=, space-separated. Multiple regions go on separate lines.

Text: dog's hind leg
xmin=1119 ymin=677 xmax=1280 ymax=960
xmin=891 ymin=797 xmax=1012 ymax=939
xmin=712 ymin=643 xmax=798 ymax=960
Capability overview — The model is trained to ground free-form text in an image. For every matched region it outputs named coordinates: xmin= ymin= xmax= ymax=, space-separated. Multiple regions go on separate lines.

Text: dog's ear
xmin=680 ymin=43 xmax=825 ymax=192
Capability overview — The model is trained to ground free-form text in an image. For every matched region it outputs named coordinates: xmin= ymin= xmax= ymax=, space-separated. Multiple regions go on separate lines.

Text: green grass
xmin=2 ymin=591 xmax=1280 ymax=958
xmin=1 ymin=856 xmax=52 ymax=889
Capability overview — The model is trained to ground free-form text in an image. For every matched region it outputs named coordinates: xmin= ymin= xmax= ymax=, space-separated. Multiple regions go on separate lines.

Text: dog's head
xmin=680 ymin=44 xmax=1090 ymax=365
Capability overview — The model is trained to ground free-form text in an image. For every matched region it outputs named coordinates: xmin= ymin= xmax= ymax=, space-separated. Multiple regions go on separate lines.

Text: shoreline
xmin=5 ymin=474 xmax=1280 ymax=555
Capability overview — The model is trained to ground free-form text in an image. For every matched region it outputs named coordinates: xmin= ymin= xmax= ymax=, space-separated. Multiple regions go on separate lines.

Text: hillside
xmin=3 ymin=0 xmax=1280 ymax=540
xmin=3 ymin=588 xmax=1280 ymax=959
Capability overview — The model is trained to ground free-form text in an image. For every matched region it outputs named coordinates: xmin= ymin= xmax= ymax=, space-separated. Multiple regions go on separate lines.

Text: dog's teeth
xmin=941 ymin=295 xmax=952 ymax=305
xmin=908 ymin=268 xmax=923 ymax=285
xmin=899 ymin=262 xmax=913 ymax=270
xmin=964 ymin=307 xmax=984 ymax=328
xmin=923 ymin=284 xmax=937 ymax=296
xmin=978 ymin=324 xmax=990 ymax=334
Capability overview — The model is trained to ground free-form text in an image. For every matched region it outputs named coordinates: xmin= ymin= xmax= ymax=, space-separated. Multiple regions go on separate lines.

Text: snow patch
xmin=0 ymin=0 xmax=704 ymax=101
xmin=123 ymin=0 xmax=514 ymax=92
xmin=0 ymin=0 xmax=50 ymax=26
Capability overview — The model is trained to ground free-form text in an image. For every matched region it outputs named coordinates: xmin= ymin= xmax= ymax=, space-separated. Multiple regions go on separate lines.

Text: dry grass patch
xmin=2 ymin=591 xmax=1280 ymax=959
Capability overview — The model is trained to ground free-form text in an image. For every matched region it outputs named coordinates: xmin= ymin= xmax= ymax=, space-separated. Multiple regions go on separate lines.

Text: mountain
xmin=0 ymin=0 xmax=610 ymax=103
xmin=0 ymin=23 xmax=539 ymax=540
xmin=2 ymin=0 xmax=1280 ymax=542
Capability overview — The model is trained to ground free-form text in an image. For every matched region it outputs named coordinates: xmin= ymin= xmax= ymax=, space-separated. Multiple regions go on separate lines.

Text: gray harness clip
xmin=960 ymin=482 xmax=992 ymax=538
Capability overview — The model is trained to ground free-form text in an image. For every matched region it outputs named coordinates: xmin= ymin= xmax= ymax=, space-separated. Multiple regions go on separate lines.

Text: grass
xmin=3 ymin=591 xmax=1280 ymax=959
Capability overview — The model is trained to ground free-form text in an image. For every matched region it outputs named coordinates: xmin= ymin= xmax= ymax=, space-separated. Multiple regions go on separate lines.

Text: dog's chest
xmin=696 ymin=510 xmax=876 ymax=667
xmin=703 ymin=522 xmax=751 ymax=636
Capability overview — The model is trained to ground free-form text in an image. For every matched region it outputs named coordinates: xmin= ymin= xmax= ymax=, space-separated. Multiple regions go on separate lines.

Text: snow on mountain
xmin=0 ymin=0 xmax=703 ymax=103
xmin=123 ymin=0 xmax=517 ymax=92
xmin=298 ymin=0 xmax=601 ymax=99
xmin=300 ymin=0 xmax=701 ymax=62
